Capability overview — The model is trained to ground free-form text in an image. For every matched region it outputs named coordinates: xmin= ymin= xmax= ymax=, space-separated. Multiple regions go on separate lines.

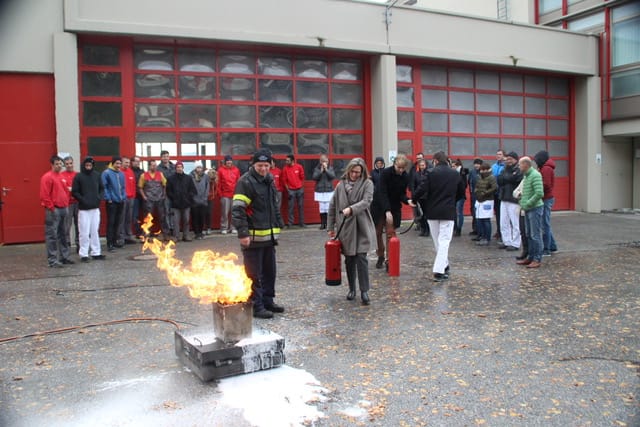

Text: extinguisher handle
xmin=333 ymin=216 xmax=347 ymax=240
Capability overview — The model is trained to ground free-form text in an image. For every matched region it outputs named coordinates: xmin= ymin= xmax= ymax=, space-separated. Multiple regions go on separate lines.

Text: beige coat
xmin=327 ymin=176 xmax=376 ymax=256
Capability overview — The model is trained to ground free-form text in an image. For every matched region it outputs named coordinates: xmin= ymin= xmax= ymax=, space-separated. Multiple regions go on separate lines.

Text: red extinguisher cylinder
xmin=325 ymin=239 xmax=342 ymax=286
xmin=388 ymin=235 xmax=400 ymax=276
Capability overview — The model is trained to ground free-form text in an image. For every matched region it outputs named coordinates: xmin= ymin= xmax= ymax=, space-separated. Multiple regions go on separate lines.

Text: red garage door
xmin=0 ymin=74 xmax=56 ymax=244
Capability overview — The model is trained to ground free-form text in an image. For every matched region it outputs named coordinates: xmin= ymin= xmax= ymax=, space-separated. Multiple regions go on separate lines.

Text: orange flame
xmin=140 ymin=214 xmax=252 ymax=305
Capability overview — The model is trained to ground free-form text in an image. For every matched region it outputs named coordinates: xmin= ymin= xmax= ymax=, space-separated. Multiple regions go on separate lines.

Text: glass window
xmin=477 ymin=93 xmax=499 ymax=112
xmin=397 ymin=111 xmax=414 ymax=131
xmin=611 ymin=69 xmax=640 ymax=97
xmin=258 ymin=57 xmax=292 ymax=76
xmin=423 ymin=113 xmax=448 ymax=132
xmin=332 ymin=109 xmax=362 ymax=130
xmin=259 ymin=79 xmax=292 ymax=102
xmin=260 ymin=133 xmax=293 ymax=154
xmin=525 ymin=76 xmax=546 ymax=94
xmin=221 ymin=132 xmax=256 ymax=155
xmin=567 ymin=11 xmax=604 ymax=33
xmin=331 ymin=83 xmax=362 ymax=105
xmin=422 ymin=136 xmax=448 ymax=154
xmin=296 ymin=108 xmax=329 ymax=128
xmin=477 ymin=116 xmax=500 ymax=134
xmin=179 ymin=76 xmax=215 ymax=99
xmin=220 ymin=105 xmax=256 ymax=128
xmin=450 ymin=91 xmax=474 ymax=111
xmin=396 ymin=65 xmax=413 ymax=83
xmin=548 ymin=140 xmax=569 ymax=157
xmin=526 ymin=118 xmax=546 ymax=136
xmin=548 ymin=119 xmax=568 ymax=136
xmin=548 ymin=99 xmax=569 ymax=116
xmin=502 ymin=117 xmax=524 ymax=135
xmin=82 ymin=72 xmax=121 ymax=97
xmin=136 ymin=74 xmax=175 ymax=99
xmin=136 ymin=132 xmax=176 ymax=158
xmin=526 ymin=97 xmax=546 ymax=115
xmin=397 ymin=87 xmax=415 ymax=107
xmin=449 ymin=69 xmax=474 ymax=88
xmin=422 ymin=89 xmax=448 ymax=109
xmin=177 ymin=48 xmax=215 ymax=72
xmin=450 ymin=137 xmax=474 ymax=156
xmin=398 ymin=139 xmax=413 ymax=154
xmin=555 ymin=159 xmax=568 ymax=177
xmin=501 ymin=73 xmax=523 ymax=93
xmin=259 ymin=106 xmax=293 ymax=128
xmin=178 ymin=105 xmax=216 ymax=128
xmin=87 ymin=136 xmax=119 ymax=157
xmin=539 ymin=0 xmax=561 ymax=14
xmin=296 ymin=81 xmax=328 ymax=104
xmin=525 ymin=139 xmax=547 ymax=157
xmin=612 ymin=0 xmax=640 ymax=63
xmin=451 ymin=114 xmax=474 ymax=133
xmin=220 ymin=77 xmax=255 ymax=101
xmin=297 ymin=133 xmax=328 ymax=154
xmin=502 ymin=138 xmax=524 ymax=155
xmin=332 ymin=61 xmax=361 ymax=80
xmin=180 ymin=133 xmax=216 ymax=157
xmin=135 ymin=47 xmax=173 ymax=71
xmin=82 ymin=45 xmax=119 ymax=66
xmin=477 ymin=137 xmax=499 ymax=156
xmin=476 ymin=72 xmax=499 ymax=90
xmin=136 ymin=104 xmax=175 ymax=128
xmin=420 ymin=65 xmax=447 ymax=86
xmin=548 ymin=78 xmax=569 ymax=96
xmin=219 ymin=53 xmax=255 ymax=74
xmin=501 ymin=95 xmax=523 ymax=114
xmin=295 ymin=59 xmax=327 ymax=78
xmin=332 ymin=134 xmax=363 ymax=155
xmin=84 ymin=102 xmax=122 ymax=126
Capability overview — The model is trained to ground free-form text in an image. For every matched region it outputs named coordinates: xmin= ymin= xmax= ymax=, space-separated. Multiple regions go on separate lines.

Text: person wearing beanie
xmin=497 ymin=152 xmax=523 ymax=251
xmin=534 ymin=150 xmax=558 ymax=256
xmin=232 ymin=149 xmax=285 ymax=319
xmin=312 ymin=154 xmax=336 ymax=230
xmin=72 ymin=157 xmax=105 ymax=261
xmin=217 ymin=155 xmax=241 ymax=234
xmin=101 ymin=156 xmax=126 ymax=252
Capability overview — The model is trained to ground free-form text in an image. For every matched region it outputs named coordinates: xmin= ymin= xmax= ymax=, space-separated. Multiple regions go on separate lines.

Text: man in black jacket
xmin=233 ymin=149 xmax=285 ymax=319
xmin=497 ymin=152 xmax=523 ymax=251
xmin=412 ymin=151 xmax=465 ymax=282
xmin=370 ymin=154 xmax=411 ymax=269
xmin=71 ymin=157 xmax=105 ymax=262
xmin=166 ymin=162 xmax=197 ymax=242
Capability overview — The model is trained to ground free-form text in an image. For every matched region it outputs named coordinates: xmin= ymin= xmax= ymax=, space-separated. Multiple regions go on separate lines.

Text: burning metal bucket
xmin=212 ymin=301 xmax=253 ymax=343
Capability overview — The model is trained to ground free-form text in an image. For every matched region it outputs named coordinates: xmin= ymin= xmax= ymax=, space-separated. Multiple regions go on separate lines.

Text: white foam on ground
xmin=218 ymin=365 xmax=328 ymax=427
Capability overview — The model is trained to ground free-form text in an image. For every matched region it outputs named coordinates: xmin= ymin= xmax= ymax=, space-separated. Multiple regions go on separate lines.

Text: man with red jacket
xmin=119 ymin=156 xmax=138 ymax=244
xmin=60 ymin=156 xmax=79 ymax=251
xmin=40 ymin=155 xmax=73 ymax=267
xmin=270 ymin=159 xmax=284 ymax=214
xmin=217 ymin=155 xmax=241 ymax=234
xmin=281 ymin=154 xmax=306 ymax=228
xmin=534 ymin=151 xmax=558 ymax=256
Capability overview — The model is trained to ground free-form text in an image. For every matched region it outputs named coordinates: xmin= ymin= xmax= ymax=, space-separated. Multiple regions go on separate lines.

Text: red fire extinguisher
xmin=387 ymin=231 xmax=400 ymax=277
xmin=325 ymin=217 xmax=346 ymax=286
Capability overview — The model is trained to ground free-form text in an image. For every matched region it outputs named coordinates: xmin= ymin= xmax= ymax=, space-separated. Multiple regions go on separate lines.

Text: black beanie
xmin=252 ymin=149 xmax=272 ymax=164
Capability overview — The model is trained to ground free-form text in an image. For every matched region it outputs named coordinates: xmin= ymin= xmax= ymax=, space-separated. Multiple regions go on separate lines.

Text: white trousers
xmin=500 ymin=201 xmax=521 ymax=248
xmin=428 ymin=219 xmax=454 ymax=274
xmin=78 ymin=208 xmax=101 ymax=257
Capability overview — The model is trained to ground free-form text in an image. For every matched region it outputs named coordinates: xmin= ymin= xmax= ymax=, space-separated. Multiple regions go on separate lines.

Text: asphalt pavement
xmin=0 ymin=211 xmax=638 ymax=426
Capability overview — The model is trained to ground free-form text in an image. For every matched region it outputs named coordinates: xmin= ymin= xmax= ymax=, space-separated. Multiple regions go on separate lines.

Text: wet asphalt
xmin=0 ymin=211 xmax=639 ymax=426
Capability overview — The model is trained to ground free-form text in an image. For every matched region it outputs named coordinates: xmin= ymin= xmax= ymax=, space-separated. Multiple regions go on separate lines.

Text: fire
xmin=140 ymin=214 xmax=252 ymax=305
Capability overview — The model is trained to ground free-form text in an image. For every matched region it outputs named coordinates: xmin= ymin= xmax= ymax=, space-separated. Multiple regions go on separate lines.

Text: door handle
xmin=2 ymin=187 xmax=12 ymax=196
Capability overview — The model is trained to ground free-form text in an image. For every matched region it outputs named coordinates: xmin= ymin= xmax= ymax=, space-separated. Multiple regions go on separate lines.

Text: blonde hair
xmin=394 ymin=153 xmax=408 ymax=168
xmin=341 ymin=157 xmax=369 ymax=180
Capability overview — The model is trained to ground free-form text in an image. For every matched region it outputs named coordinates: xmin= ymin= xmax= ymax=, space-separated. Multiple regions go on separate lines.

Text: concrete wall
xmin=0 ymin=0 xmax=63 ymax=73
xmin=370 ymin=55 xmax=398 ymax=164
xmin=601 ymin=140 xmax=633 ymax=210
xmin=634 ymin=138 xmax=640 ymax=209
xmin=64 ymin=0 xmax=598 ymax=75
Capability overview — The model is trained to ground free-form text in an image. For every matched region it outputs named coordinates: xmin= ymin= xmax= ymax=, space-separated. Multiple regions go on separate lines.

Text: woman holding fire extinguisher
xmin=327 ymin=158 xmax=376 ymax=305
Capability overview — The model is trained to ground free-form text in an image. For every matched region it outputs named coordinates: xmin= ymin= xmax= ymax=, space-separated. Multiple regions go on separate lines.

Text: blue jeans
xmin=455 ymin=199 xmax=465 ymax=231
xmin=542 ymin=198 xmax=557 ymax=253
xmin=524 ymin=206 xmax=543 ymax=262
xmin=477 ymin=218 xmax=491 ymax=241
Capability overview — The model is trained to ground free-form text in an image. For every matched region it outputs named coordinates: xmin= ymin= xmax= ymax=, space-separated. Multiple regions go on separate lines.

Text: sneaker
xmin=91 ymin=254 xmax=106 ymax=260
xmin=475 ymin=239 xmax=489 ymax=246
xmin=299 ymin=223 xmax=307 ymax=228
xmin=48 ymin=262 xmax=64 ymax=268
xmin=542 ymin=251 xmax=551 ymax=257
xmin=469 ymin=231 xmax=478 ymax=236
xmin=221 ymin=230 xmax=228 ymax=235
xmin=61 ymin=259 xmax=75 ymax=265
xmin=231 ymin=229 xmax=237 ymax=234
xmin=498 ymin=244 xmax=507 ymax=249
xmin=505 ymin=246 xmax=519 ymax=251
xmin=253 ymin=308 xmax=274 ymax=319
xmin=433 ymin=273 xmax=448 ymax=282
xmin=264 ymin=303 xmax=285 ymax=313
xmin=471 ymin=236 xmax=482 ymax=241
xmin=81 ymin=257 xmax=90 ymax=263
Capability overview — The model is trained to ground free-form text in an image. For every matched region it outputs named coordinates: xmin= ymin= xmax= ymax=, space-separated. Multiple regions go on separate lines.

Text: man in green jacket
xmin=516 ymin=157 xmax=544 ymax=268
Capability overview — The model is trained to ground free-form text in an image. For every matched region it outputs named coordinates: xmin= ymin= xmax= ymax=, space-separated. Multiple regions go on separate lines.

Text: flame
xmin=140 ymin=215 xmax=252 ymax=305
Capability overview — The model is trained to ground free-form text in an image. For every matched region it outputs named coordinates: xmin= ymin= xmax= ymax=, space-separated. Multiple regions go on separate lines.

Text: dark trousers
xmin=345 ymin=253 xmax=369 ymax=292
xmin=242 ymin=245 xmax=277 ymax=311
xmin=477 ymin=218 xmax=492 ymax=242
xmin=287 ymin=188 xmax=304 ymax=225
xmin=205 ymin=199 xmax=214 ymax=230
xmin=494 ymin=195 xmax=501 ymax=238
xmin=132 ymin=198 xmax=143 ymax=236
xmin=106 ymin=201 xmax=124 ymax=248
xmin=469 ymin=194 xmax=477 ymax=232
xmin=144 ymin=199 xmax=167 ymax=236
xmin=191 ymin=204 xmax=207 ymax=236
